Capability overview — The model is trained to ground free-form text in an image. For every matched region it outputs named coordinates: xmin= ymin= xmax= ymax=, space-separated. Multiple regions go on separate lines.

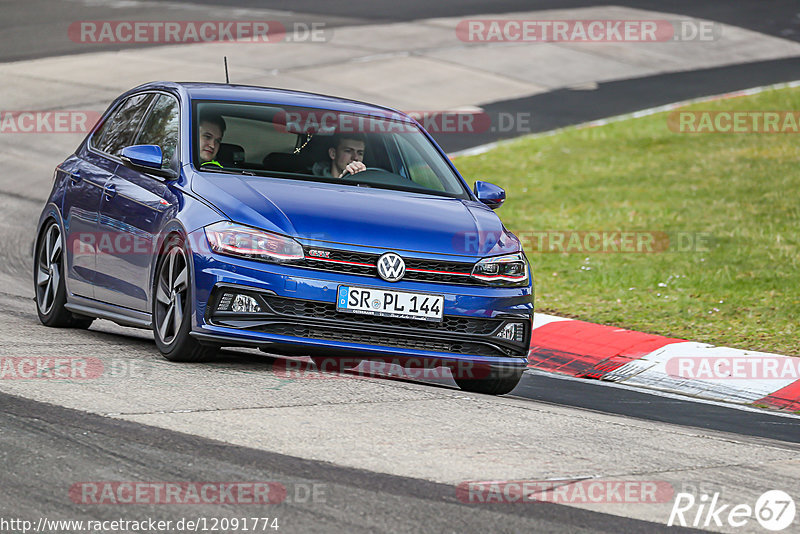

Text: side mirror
xmin=474 ymin=181 xmax=506 ymax=210
xmin=121 ymin=145 xmax=177 ymax=180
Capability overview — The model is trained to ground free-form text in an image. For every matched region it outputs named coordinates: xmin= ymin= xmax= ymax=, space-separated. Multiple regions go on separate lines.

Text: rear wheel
xmin=453 ymin=366 xmax=524 ymax=396
xmin=34 ymin=220 xmax=94 ymax=328
xmin=153 ymin=235 xmax=217 ymax=362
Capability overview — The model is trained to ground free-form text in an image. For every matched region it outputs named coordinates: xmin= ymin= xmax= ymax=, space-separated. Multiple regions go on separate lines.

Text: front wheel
xmin=453 ymin=365 xmax=525 ymax=396
xmin=34 ymin=220 xmax=94 ymax=328
xmin=152 ymin=235 xmax=217 ymax=362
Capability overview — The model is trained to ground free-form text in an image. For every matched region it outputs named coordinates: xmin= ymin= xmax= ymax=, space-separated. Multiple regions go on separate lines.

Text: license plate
xmin=336 ymin=286 xmax=444 ymax=322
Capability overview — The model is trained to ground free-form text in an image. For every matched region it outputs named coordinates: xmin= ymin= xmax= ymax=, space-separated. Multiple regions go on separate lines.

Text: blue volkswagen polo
xmin=34 ymin=82 xmax=533 ymax=395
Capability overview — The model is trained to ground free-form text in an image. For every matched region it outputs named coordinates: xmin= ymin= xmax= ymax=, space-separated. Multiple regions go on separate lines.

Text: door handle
xmin=69 ymin=170 xmax=82 ymax=185
xmin=103 ymin=184 xmax=117 ymax=201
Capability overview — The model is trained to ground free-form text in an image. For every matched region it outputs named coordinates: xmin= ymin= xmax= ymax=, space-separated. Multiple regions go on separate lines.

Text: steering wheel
xmin=341 ymin=166 xmax=388 ymax=177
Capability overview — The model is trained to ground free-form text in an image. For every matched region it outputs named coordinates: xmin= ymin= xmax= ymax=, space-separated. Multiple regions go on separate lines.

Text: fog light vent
xmin=232 ymin=294 xmax=261 ymax=313
xmin=496 ymin=322 xmax=524 ymax=342
xmin=217 ymin=293 xmax=234 ymax=311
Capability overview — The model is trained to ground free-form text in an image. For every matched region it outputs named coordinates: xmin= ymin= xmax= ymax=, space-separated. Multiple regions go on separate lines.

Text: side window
xmin=91 ymin=93 xmax=154 ymax=156
xmin=136 ymin=95 xmax=180 ymax=169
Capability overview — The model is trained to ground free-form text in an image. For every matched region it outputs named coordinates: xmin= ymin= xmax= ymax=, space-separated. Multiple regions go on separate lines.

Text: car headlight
xmin=205 ymin=222 xmax=304 ymax=262
xmin=471 ymin=253 xmax=529 ymax=286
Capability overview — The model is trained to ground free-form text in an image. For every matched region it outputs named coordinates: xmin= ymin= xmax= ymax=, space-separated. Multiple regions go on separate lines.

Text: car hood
xmin=192 ymin=173 xmax=520 ymax=257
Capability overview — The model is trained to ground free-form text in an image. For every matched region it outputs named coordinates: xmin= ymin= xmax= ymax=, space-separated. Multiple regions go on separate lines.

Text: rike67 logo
xmin=668 ymin=490 xmax=796 ymax=531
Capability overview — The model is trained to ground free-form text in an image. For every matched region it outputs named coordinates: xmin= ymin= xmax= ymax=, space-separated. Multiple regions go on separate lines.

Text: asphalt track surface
xmin=2 ymin=0 xmax=798 ymax=63
xmin=439 ymin=57 xmax=800 ymax=152
xmin=3 ymin=1 xmax=799 ymax=152
xmin=515 ymin=373 xmax=800 ymax=444
xmin=1 ymin=390 xmax=707 ymax=534
xmin=1 ymin=1 xmax=799 ymax=532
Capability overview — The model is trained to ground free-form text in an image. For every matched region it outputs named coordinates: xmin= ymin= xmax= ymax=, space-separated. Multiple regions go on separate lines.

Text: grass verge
xmin=454 ymin=86 xmax=799 ymax=356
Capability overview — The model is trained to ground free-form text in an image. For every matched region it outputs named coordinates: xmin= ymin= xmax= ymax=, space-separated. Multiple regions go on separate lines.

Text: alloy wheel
xmin=154 ymin=245 xmax=189 ymax=345
xmin=36 ymin=223 xmax=63 ymax=315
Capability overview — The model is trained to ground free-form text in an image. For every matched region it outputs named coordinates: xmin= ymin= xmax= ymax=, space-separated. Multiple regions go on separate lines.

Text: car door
xmin=63 ymin=93 xmax=154 ymax=299
xmin=94 ymin=93 xmax=181 ymax=311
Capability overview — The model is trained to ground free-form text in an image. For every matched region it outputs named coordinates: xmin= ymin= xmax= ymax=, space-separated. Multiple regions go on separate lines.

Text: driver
xmin=311 ymin=133 xmax=367 ymax=178
xmin=198 ymin=114 xmax=226 ymax=168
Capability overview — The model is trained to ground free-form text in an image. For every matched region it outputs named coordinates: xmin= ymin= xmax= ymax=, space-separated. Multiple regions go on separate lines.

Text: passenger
xmin=198 ymin=114 xmax=226 ymax=168
xmin=311 ymin=133 xmax=367 ymax=178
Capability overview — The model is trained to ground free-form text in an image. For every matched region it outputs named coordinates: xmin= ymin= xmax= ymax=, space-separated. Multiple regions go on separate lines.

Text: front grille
xmin=264 ymin=296 xmax=501 ymax=335
xmin=259 ymin=324 xmax=503 ymax=357
xmin=300 ymin=246 xmax=477 ymax=285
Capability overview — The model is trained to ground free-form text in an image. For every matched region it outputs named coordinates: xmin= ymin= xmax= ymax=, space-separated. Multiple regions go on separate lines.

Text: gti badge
xmin=377 ymin=252 xmax=405 ymax=282
xmin=308 ymin=249 xmax=331 ymax=258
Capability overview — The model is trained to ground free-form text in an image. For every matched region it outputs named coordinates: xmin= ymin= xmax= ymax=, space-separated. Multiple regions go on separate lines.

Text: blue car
xmin=34 ymin=82 xmax=533 ymax=395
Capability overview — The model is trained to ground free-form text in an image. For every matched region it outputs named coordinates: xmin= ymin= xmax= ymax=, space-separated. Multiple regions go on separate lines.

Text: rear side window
xmin=136 ymin=94 xmax=180 ymax=168
xmin=91 ymin=93 xmax=154 ymax=156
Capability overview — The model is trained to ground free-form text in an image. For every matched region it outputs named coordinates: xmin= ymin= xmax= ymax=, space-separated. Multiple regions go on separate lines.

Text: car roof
xmin=130 ymin=81 xmax=413 ymax=122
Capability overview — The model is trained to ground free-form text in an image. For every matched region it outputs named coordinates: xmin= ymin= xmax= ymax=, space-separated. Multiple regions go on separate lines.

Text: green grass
xmin=453 ymin=86 xmax=800 ymax=356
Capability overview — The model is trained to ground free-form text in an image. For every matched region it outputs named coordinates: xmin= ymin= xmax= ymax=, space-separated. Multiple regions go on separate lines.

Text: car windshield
xmin=192 ymin=100 xmax=470 ymax=198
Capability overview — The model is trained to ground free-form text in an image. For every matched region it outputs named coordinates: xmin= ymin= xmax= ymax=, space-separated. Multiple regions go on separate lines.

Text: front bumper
xmin=189 ymin=241 xmax=533 ymax=368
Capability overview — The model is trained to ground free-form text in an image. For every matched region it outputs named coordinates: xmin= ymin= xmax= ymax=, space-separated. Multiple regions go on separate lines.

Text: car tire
xmin=153 ymin=234 xmax=217 ymax=362
xmin=453 ymin=365 xmax=524 ymax=396
xmin=34 ymin=220 xmax=94 ymax=329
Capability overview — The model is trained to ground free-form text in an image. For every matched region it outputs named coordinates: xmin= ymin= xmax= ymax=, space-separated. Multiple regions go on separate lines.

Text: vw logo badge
xmin=377 ymin=252 xmax=405 ymax=282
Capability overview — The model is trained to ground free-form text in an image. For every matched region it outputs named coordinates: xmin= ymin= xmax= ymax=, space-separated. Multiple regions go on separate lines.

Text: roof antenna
xmin=224 ymin=56 xmax=230 ymax=84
